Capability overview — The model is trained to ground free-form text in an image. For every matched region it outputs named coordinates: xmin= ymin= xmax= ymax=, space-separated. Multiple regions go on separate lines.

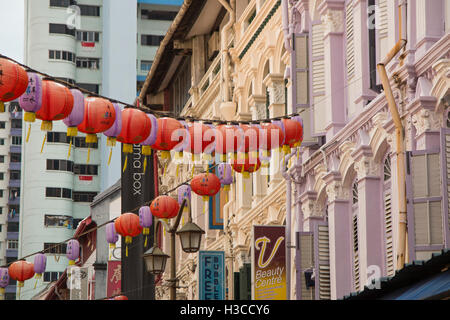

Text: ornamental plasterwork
xmin=320 ymin=9 xmax=344 ymax=34
xmin=269 ymin=81 xmax=285 ymax=105
xmin=354 ymin=156 xmax=380 ymax=180
xmin=411 ymin=108 xmax=442 ymax=136
xmin=325 ymin=180 xmax=349 ymax=202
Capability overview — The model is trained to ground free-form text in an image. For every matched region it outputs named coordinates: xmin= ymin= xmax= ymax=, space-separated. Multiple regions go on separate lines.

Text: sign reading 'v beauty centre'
xmin=252 ymin=225 xmax=286 ymax=300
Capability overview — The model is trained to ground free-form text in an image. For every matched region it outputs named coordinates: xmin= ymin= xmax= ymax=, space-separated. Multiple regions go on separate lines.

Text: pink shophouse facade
xmin=286 ymin=0 xmax=450 ymax=299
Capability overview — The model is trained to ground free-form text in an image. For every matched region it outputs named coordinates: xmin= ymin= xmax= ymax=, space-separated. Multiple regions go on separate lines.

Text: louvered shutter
xmin=440 ymin=128 xmax=450 ymax=246
xmin=295 ymin=232 xmax=315 ymax=300
xmin=311 ymin=22 xmax=326 ymax=134
xmin=345 ymin=1 xmax=355 ymax=80
xmin=292 ymin=33 xmax=319 ymax=146
xmin=384 ymin=191 xmax=395 ymax=276
xmin=406 ymin=148 xmax=445 ymax=261
xmin=315 ymin=222 xmax=331 ymax=299
xmin=352 ymin=214 xmax=360 ymax=291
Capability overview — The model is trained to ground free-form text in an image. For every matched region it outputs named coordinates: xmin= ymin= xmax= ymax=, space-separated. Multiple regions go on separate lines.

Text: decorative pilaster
xmin=263 ymin=73 xmax=286 ymax=118
xmin=351 ymin=135 xmax=384 ymax=289
xmin=323 ymin=170 xmax=352 ymax=300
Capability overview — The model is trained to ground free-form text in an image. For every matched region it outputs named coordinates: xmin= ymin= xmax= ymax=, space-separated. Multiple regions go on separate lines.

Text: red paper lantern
xmin=36 ymin=80 xmax=74 ymax=132
xmin=77 ymin=97 xmax=116 ymax=144
xmin=114 ymin=295 xmax=128 ymax=300
xmin=186 ymin=122 xmax=215 ymax=161
xmin=232 ymin=154 xmax=261 ymax=178
xmin=238 ymin=124 xmax=259 ymax=158
xmin=282 ymin=118 xmax=303 ymax=154
xmin=190 ymin=173 xmax=221 ymax=202
xmin=114 ymin=213 xmax=143 ymax=257
xmin=151 ymin=117 xmax=184 ymax=160
xmin=0 ymin=58 xmax=28 ymax=110
xmin=116 ymin=108 xmax=151 ymax=171
xmin=150 ymin=196 xmax=180 ymax=219
xmin=8 ymin=260 xmax=35 ymax=295
xmin=215 ymin=124 xmax=241 ymax=161
xmin=259 ymin=122 xmax=284 ymax=157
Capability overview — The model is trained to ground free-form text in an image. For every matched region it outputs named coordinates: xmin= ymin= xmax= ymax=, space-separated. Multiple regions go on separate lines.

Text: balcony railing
xmin=6 ymin=232 xmax=19 ymax=240
xmin=9 ymin=162 xmax=20 ymax=171
xmin=10 ymin=145 xmax=21 ymax=154
xmin=8 ymin=180 xmax=20 ymax=188
xmin=8 ymin=197 xmax=20 ymax=206
xmin=197 ymin=54 xmax=221 ymax=102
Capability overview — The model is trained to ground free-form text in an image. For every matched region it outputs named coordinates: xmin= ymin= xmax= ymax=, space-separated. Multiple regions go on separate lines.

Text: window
xmin=49 ymin=0 xmax=77 ymax=8
xmin=74 ymin=136 xmax=98 ymax=148
xmin=47 ymin=132 xmax=72 ymax=144
xmin=0 ymin=224 xmax=2 ymax=232
xmin=55 ymin=77 xmax=76 ymax=85
xmin=7 ymin=222 xmax=19 ymax=232
xmin=11 ymin=136 xmax=21 ymax=145
xmin=49 ymin=23 xmax=76 ymax=37
xmin=76 ymin=57 xmax=100 ymax=69
xmin=78 ymin=5 xmax=100 ymax=16
xmin=72 ymin=191 xmax=98 ymax=202
xmin=141 ymin=9 xmax=177 ymax=20
xmin=0 ymin=173 xmax=3 ymax=180
xmin=383 ymin=155 xmax=394 ymax=276
xmin=171 ymin=56 xmax=191 ymax=116
xmin=76 ymin=31 xmax=100 ymax=42
xmin=0 ymin=121 xmax=5 ymax=129
xmin=0 ymin=190 xmax=3 ymax=198
xmin=44 ymin=215 xmax=73 ymax=228
xmin=10 ymin=171 xmax=20 ymax=180
xmin=0 ymin=207 xmax=2 ymax=214
xmin=73 ymin=164 xmax=98 ymax=175
xmin=47 ymin=159 xmax=74 ymax=172
xmin=10 ymin=153 xmax=21 ymax=163
xmin=7 ymin=240 xmax=18 ymax=250
xmin=49 ymin=50 xmax=76 ymax=63
xmin=44 ymin=243 xmax=67 ymax=255
xmin=77 ymin=83 xmax=99 ymax=94
xmin=11 ymin=119 xmax=22 ymax=129
xmin=352 ymin=179 xmax=360 ymax=292
xmin=43 ymin=271 xmax=64 ymax=282
xmin=140 ymin=60 xmax=153 ymax=72
xmin=45 ymin=187 xmax=72 ymax=199
xmin=9 ymin=188 xmax=20 ymax=200
xmin=0 ymin=138 xmax=5 ymax=145
xmin=0 ymin=155 xmax=4 ymax=163
xmin=72 ymin=218 xmax=83 ymax=229
xmin=141 ymin=34 xmax=164 ymax=46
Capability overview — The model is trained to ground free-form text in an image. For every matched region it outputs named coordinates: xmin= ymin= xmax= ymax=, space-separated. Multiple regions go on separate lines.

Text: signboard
xmin=120 ymin=144 xmax=155 ymax=299
xmin=252 ymin=225 xmax=286 ymax=300
xmin=198 ymin=251 xmax=225 ymax=300
xmin=107 ymin=260 xmax=122 ymax=298
xmin=68 ymin=266 xmax=89 ymax=300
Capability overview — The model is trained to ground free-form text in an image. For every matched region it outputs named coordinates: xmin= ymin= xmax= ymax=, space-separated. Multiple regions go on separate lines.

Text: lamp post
xmin=143 ymin=197 xmax=205 ymax=300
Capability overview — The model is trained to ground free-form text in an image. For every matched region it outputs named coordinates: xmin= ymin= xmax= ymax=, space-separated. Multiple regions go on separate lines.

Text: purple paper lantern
xmin=103 ymin=103 xmax=123 ymax=147
xmin=177 ymin=184 xmax=191 ymax=213
xmin=106 ymin=222 xmax=119 ymax=246
xmin=0 ymin=267 xmax=9 ymax=297
xmin=63 ymin=89 xmax=85 ymax=137
xmin=33 ymin=253 xmax=47 ymax=277
xmin=139 ymin=206 xmax=153 ymax=247
xmin=141 ymin=114 xmax=158 ymax=173
xmin=217 ymin=163 xmax=233 ymax=191
xmin=19 ymin=72 xmax=42 ymax=122
xmin=66 ymin=239 xmax=80 ymax=265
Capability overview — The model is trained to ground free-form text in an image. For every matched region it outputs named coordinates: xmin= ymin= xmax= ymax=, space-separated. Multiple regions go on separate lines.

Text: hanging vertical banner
xmin=252 ymin=225 xmax=286 ymax=300
xmin=198 ymin=251 xmax=225 ymax=300
xmin=107 ymin=260 xmax=122 ymax=298
xmin=120 ymin=144 xmax=155 ymax=299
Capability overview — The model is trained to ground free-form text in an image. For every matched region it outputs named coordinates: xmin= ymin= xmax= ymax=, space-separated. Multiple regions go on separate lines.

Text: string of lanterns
xmin=0 ymin=55 xmax=305 ymax=298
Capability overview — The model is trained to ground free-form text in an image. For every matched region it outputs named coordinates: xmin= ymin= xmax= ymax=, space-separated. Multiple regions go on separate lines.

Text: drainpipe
xmin=376 ymin=0 xmax=407 ymax=270
xmin=217 ymin=0 xmax=236 ymax=120
xmin=282 ymin=150 xmax=297 ymax=300
xmin=282 ymin=0 xmax=294 ymax=54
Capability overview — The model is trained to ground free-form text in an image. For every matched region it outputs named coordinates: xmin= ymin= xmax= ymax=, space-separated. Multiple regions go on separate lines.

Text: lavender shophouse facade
xmin=287 ymin=0 xmax=450 ymax=299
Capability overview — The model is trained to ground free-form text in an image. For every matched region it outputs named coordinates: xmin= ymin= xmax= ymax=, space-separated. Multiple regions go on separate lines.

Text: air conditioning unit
xmin=208 ymin=31 xmax=220 ymax=60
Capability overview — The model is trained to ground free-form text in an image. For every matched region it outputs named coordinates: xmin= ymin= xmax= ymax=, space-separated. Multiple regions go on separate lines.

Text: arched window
xmin=352 ymin=179 xmax=360 ymax=291
xmin=382 ymin=154 xmax=394 ymax=276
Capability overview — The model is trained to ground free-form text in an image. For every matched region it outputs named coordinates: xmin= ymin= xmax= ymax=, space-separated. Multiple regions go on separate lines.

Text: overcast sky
xmin=0 ymin=0 xmax=25 ymax=63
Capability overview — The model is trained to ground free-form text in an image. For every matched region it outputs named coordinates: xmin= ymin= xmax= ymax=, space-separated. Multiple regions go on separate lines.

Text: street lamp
xmin=142 ymin=197 xmax=205 ymax=300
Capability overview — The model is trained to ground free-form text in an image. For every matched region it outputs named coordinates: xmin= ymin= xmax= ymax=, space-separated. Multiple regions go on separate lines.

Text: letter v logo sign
xmin=255 ymin=236 xmax=284 ymax=268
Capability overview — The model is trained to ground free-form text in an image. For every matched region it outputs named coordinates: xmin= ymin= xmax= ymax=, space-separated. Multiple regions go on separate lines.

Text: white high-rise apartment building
xmin=17 ymin=0 xmax=180 ymax=300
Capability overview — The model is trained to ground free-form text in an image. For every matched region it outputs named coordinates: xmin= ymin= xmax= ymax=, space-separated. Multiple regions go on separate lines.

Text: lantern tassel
xmin=144 ymin=235 xmax=148 ymax=247
xmin=40 ymin=134 xmax=46 ymax=153
xmin=143 ymin=156 xmax=147 ymax=174
xmin=176 ymin=164 xmax=179 ymax=178
xmin=163 ymin=162 xmax=168 ymax=177
xmin=191 ymin=164 xmax=194 ymax=178
xmin=87 ymin=146 xmax=91 ymax=164
xmin=108 ymin=147 xmax=113 ymax=166
xmin=126 ymin=245 xmax=128 ymax=257
xmin=26 ymin=123 xmax=31 ymax=143
xmin=0 ymin=101 xmax=4 ymax=112
xmin=123 ymin=154 xmax=128 ymax=172
xmin=68 ymin=138 xmax=72 ymax=158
